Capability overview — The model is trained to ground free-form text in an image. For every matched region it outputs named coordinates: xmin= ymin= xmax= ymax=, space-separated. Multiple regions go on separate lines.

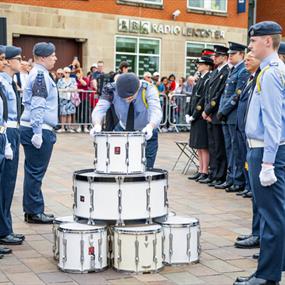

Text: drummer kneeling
xmin=91 ymin=73 xmax=162 ymax=169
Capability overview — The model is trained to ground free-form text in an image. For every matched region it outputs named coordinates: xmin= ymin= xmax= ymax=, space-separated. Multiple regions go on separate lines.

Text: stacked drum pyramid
xmin=52 ymin=132 xmax=201 ymax=274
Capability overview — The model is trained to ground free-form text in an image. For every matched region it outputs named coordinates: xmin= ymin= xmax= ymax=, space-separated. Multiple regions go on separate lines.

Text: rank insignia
xmin=211 ymin=101 xmax=216 ymax=107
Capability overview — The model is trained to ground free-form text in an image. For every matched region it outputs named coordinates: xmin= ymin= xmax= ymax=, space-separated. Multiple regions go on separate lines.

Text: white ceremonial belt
xmin=0 ymin=126 xmax=6 ymax=134
xmin=247 ymin=139 xmax=285 ymax=148
xmin=6 ymin=121 xmax=19 ymax=128
xmin=20 ymin=121 xmax=54 ymax=131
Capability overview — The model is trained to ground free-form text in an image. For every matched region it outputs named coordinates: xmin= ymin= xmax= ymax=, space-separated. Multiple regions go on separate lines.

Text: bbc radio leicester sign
xmin=118 ymin=18 xmax=225 ymax=39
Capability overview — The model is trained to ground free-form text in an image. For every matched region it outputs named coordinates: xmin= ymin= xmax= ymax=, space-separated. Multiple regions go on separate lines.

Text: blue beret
xmin=248 ymin=21 xmax=282 ymax=37
xmin=0 ymin=45 xmax=6 ymax=55
xmin=213 ymin=45 xmax=229 ymax=55
xmin=5 ymin=45 xmax=22 ymax=59
xmin=228 ymin=42 xmax=247 ymax=53
xmin=33 ymin=42 xmax=55 ymax=57
xmin=278 ymin=42 xmax=285 ymax=55
xmin=116 ymin=73 xmax=140 ymax=99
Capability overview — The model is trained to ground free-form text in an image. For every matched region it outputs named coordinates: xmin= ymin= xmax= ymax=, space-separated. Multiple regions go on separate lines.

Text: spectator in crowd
xmin=92 ymin=60 xmax=106 ymax=96
xmin=90 ymin=63 xmax=97 ymax=74
xmin=175 ymin=77 xmax=186 ymax=94
xmin=158 ymin=76 xmax=169 ymax=95
xmin=184 ymin=75 xmax=196 ymax=96
xmin=57 ymin=67 xmax=77 ymax=133
xmin=152 ymin=72 xmax=160 ymax=85
xmin=168 ymin=74 xmax=177 ymax=92
xmin=14 ymin=60 xmax=30 ymax=90
xmin=55 ymin=68 xmax=64 ymax=83
xmin=278 ymin=41 xmax=285 ymax=63
xmin=75 ymin=68 xmax=91 ymax=133
xmin=119 ymin=61 xmax=129 ymax=74
xmin=69 ymin=57 xmax=81 ymax=78
xmin=144 ymin=72 xmax=152 ymax=83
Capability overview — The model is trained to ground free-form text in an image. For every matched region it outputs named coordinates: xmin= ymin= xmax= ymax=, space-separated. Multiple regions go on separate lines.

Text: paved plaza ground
xmin=1 ymin=132 xmax=285 ymax=285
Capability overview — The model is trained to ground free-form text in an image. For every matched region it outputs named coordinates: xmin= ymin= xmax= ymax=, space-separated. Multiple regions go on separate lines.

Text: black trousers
xmin=207 ymin=123 xmax=227 ymax=180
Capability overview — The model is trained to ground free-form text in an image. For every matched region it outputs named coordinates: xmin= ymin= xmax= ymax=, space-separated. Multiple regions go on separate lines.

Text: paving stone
xmin=21 ymin=257 xmax=57 ymax=273
xmin=163 ymin=272 xmax=205 ymax=284
xmin=5 ymin=272 xmax=45 ymax=285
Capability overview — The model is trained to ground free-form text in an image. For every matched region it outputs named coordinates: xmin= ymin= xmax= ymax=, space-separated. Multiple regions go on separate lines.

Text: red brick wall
xmin=256 ymin=0 xmax=285 ymax=34
xmin=0 ymin=0 xmax=248 ymax=28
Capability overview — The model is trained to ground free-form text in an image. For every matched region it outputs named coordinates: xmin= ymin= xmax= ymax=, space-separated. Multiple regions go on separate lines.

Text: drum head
xmin=54 ymin=216 xmax=74 ymax=225
xmin=59 ymin=222 xmax=106 ymax=232
xmin=114 ymin=224 xmax=161 ymax=234
xmin=156 ymin=215 xmax=199 ymax=227
xmin=94 ymin=131 xmax=144 ymax=137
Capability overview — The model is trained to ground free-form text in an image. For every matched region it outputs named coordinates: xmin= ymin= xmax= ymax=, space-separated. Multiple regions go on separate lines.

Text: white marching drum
xmin=58 ymin=222 xmax=108 ymax=273
xmin=112 ymin=224 xmax=164 ymax=273
xmin=155 ymin=216 xmax=201 ymax=265
xmin=94 ymin=132 xmax=146 ymax=174
xmin=73 ymin=169 xmax=169 ymax=223
xmin=53 ymin=216 xmax=75 ymax=260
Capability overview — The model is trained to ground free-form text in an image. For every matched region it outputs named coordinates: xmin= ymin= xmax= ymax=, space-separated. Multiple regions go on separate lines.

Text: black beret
xmin=214 ymin=45 xmax=229 ymax=55
xmin=33 ymin=42 xmax=55 ymax=57
xmin=228 ymin=42 xmax=247 ymax=53
xmin=196 ymin=56 xmax=214 ymax=65
xmin=278 ymin=42 xmax=285 ymax=55
xmin=0 ymin=45 xmax=6 ymax=55
xmin=116 ymin=73 xmax=140 ymax=99
xmin=5 ymin=45 xmax=22 ymax=59
xmin=248 ymin=21 xmax=282 ymax=37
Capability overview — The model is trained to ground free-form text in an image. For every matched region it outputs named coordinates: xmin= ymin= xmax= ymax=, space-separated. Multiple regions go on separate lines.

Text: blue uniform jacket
xmin=219 ymin=61 xmax=250 ymax=124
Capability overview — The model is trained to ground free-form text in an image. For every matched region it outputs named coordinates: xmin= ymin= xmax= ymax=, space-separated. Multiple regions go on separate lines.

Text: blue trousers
xmin=222 ymin=124 xmax=245 ymax=185
xmin=0 ymin=134 xmax=8 ymax=237
xmin=113 ymin=125 xmax=159 ymax=169
xmin=0 ymin=128 xmax=20 ymax=237
xmin=20 ymin=126 xmax=56 ymax=214
xmin=247 ymin=145 xmax=285 ymax=282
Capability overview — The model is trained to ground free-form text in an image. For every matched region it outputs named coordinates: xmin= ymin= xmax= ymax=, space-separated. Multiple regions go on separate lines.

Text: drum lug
xmin=98 ymin=232 xmax=103 ymax=267
xmin=80 ymin=237 xmax=84 ymax=271
xmin=169 ymin=232 xmax=173 ymax=263
xmin=87 ymin=176 xmax=95 ymax=220
xmin=106 ymin=141 xmax=110 ymax=169
xmin=153 ymin=235 xmax=158 ymax=267
xmin=164 ymin=185 xmax=169 ymax=209
xmin=162 ymin=234 xmax=166 ymax=262
xmin=93 ymin=141 xmax=98 ymax=169
xmin=146 ymin=175 xmax=152 ymax=223
xmin=198 ymin=226 xmax=202 ymax=256
xmin=72 ymin=177 xmax=77 ymax=209
xmin=117 ymin=237 xmax=122 ymax=267
xmin=89 ymin=235 xmax=96 ymax=269
xmin=125 ymin=141 xmax=129 ymax=168
xmin=62 ymin=236 xmax=67 ymax=266
xmin=135 ymin=238 xmax=139 ymax=271
xmin=186 ymin=231 xmax=191 ymax=262
xmin=52 ymin=224 xmax=56 ymax=255
xmin=141 ymin=141 xmax=146 ymax=165
xmin=116 ymin=176 xmax=124 ymax=226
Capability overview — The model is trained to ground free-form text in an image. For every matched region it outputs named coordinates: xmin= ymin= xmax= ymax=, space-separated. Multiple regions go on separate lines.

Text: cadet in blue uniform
xmin=217 ymin=42 xmax=249 ymax=193
xmin=91 ymin=73 xmax=162 ymax=169
xmin=0 ymin=46 xmax=14 ymax=257
xmin=0 ymin=46 xmax=25 ymax=245
xmin=234 ymin=21 xmax=285 ymax=285
xmin=20 ymin=42 xmax=58 ymax=224
xmin=278 ymin=41 xmax=285 ymax=63
xmin=234 ymin=52 xmax=261 ymax=251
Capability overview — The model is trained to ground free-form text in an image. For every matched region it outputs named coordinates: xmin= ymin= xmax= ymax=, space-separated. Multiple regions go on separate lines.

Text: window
xmin=119 ymin=0 xmax=163 ymax=6
xmin=115 ymin=36 xmax=160 ymax=78
xmin=185 ymin=42 xmax=215 ymax=77
xmin=188 ymin=0 xmax=227 ymax=13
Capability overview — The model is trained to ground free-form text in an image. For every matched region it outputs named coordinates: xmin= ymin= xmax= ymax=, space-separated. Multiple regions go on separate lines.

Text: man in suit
xmin=201 ymin=45 xmax=229 ymax=187
xmin=217 ymin=42 xmax=250 ymax=192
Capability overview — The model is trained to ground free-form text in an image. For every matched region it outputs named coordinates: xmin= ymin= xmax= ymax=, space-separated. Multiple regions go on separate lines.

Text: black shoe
xmin=25 ymin=213 xmax=54 ymax=224
xmin=235 ymin=272 xmax=256 ymax=282
xmin=235 ymin=236 xmax=259 ymax=249
xmin=0 ymin=254 xmax=3 ymax=259
xmin=236 ymin=234 xmax=252 ymax=241
xmin=0 ymin=234 xmax=23 ymax=245
xmin=0 ymin=246 xmax=12 ymax=254
xmin=198 ymin=175 xmax=211 ymax=183
xmin=233 ymin=276 xmax=279 ymax=285
xmin=11 ymin=233 xmax=25 ymax=241
xmin=188 ymin=172 xmax=201 ymax=180
xmin=236 ymin=189 xmax=249 ymax=196
xmin=196 ymin=173 xmax=207 ymax=182
xmin=252 ymin=253 xmax=259 ymax=259
xmin=208 ymin=179 xmax=223 ymax=187
xmin=215 ymin=181 xmax=233 ymax=189
xmin=226 ymin=184 xmax=244 ymax=193
xmin=243 ymin=192 xmax=253 ymax=198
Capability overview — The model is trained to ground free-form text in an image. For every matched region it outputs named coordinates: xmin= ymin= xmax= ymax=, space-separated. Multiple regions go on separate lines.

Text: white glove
xmin=5 ymin=143 xmax=13 ymax=160
xmin=89 ymin=124 xmax=102 ymax=137
xmin=31 ymin=134 xmax=43 ymax=149
xmin=259 ymin=164 xmax=277 ymax=187
xmin=185 ymin=115 xmax=191 ymax=124
xmin=142 ymin=124 xmax=154 ymax=141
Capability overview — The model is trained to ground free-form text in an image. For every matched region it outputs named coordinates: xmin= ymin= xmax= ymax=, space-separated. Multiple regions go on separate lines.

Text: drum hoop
xmin=157 ymin=222 xmax=199 ymax=228
xmin=73 ymin=168 xmax=168 ymax=183
xmin=113 ymin=227 xmax=161 ymax=235
xmin=94 ymin=131 xmax=144 ymax=137
xmin=58 ymin=225 xmax=106 ymax=234
xmin=53 ymin=217 xmax=74 ymax=225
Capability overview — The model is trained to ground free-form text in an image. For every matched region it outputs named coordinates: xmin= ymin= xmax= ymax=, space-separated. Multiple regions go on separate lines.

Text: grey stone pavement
xmin=1 ymin=132 xmax=285 ymax=285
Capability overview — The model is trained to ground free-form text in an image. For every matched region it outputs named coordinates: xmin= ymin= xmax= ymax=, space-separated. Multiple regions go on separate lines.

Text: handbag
xmin=71 ymin=92 xmax=81 ymax=107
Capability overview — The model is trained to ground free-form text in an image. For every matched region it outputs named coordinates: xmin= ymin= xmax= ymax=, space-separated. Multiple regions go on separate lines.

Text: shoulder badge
xmin=236 ymin=89 xmax=242 ymax=95
xmin=211 ymin=100 xmax=216 ymax=107
xmin=269 ymin=61 xmax=279 ymax=67
xmin=141 ymin=81 xmax=149 ymax=90
xmin=196 ymin=105 xmax=202 ymax=111
xmin=32 ymin=71 xmax=48 ymax=99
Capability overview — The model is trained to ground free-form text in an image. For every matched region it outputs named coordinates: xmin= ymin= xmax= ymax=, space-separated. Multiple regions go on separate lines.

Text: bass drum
xmin=112 ymin=224 xmax=164 ymax=273
xmin=73 ymin=169 xmax=169 ymax=223
xmin=57 ymin=222 xmax=108 ymax=273
xmin=154 ymin=215 xmax=201 ymax=265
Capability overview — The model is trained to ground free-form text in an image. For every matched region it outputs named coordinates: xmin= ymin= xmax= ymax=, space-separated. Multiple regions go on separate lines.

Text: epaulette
xmin=141 ymin=80 xmax=149 ymax=90
xmin=269 ymin=61 xmax=279 ymax=67
xmin=32 ymin=71 xmax=48 ymax=99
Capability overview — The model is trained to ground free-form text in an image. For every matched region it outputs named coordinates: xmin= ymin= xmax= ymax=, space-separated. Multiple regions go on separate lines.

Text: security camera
xmin=172 ymin=9 xmax=181 ymax=19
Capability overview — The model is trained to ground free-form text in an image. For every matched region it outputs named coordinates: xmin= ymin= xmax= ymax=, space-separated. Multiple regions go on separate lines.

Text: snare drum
xmin=73 ymin=169 xmax=168 ymax=223
xmin=53 ymin=216 xmax=75 ymax=260
xmin=112 ymin=224 xmax=163 ymax=273
xmin=155 ymin=216 xmax=201 ymax=265
xmin=58 ymin=222 xmax=108 ymax=273
xmin=94 ymin=132 xmax=146 ymax=174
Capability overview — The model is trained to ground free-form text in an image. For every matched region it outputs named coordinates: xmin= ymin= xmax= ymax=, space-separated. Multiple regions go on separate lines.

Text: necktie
xmin=11 ymin=80 xmax=21 ymax=123
xmin=126 ymin=101 xmax=134 ymax=131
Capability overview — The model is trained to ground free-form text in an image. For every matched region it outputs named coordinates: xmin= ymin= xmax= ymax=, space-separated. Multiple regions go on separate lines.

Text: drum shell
xmin=57 ymin=223 xmax=108 ymax=273
xmin=112 ymin=224 xmax=164 ymax=273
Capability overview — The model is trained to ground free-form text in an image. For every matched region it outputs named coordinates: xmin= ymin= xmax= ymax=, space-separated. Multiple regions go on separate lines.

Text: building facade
xmin=0 ymin=0 xmax=249 ymax=77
